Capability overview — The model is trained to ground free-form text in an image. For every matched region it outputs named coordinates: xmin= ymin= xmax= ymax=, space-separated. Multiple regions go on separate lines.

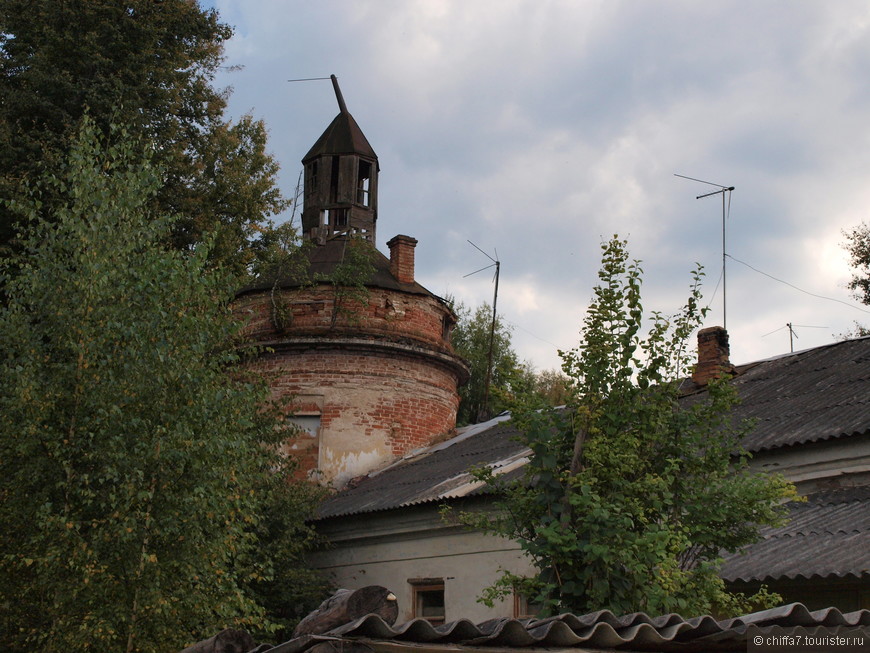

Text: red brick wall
xmin=235 ymin=285 xmax=466 ymax=485
xmin=256 ymin=346 xmax=461 ymax=484
xmin=235 ymin=285 xmax=455 ymax=352
xmin=387 ymin=235 xmax=417 ymax=284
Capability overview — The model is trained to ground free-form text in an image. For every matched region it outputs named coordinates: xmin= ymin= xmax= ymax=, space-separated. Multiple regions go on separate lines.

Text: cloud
xmin=209 ymin=0 xmax=870 ymax=368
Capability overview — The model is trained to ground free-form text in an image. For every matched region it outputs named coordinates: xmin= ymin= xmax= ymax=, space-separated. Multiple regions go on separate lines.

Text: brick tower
xmin=236 ymin=77 xmax=468 ymax=487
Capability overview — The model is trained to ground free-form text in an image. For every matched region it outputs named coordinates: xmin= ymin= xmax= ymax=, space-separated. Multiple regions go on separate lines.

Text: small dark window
xmin=442 ymin=315 xmax=454 ymax=341
xmin=410 ymin=580 xmax=445 ymax=624
xmin=332 ymin=208 xmax=348 ymax=228
xmin=329 ymin=156 xmax=340 ymax=201
xmin=308 ymin=161 xmax=319 ymax=195
xmin=357 ymin=160 xmax=372 ymax=206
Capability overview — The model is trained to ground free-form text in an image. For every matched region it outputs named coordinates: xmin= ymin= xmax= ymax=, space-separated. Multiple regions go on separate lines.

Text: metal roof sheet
xmin=722 ymin=485 xmax=870 ymax=582
xmin=317 ymin=414 xmax=528 ymax=519
xmin=263 ymin=603 xmax=870 ymax=653
xmin=721 ymin=336 xmax=870 ymax=452
xmin=239 ymin=238 xmax=436 ymax=298
xmin=318 ymin=337 xmax=870 ymax=522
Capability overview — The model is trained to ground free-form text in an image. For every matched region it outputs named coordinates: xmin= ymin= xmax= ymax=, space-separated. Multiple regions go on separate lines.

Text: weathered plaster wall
xmin=748 ymin=436 xmax=870 ymax=492
xmin=257 ymin=345 xmax=461 ymax=484
xmin=311 ymin=504 xmax=535 ymax=622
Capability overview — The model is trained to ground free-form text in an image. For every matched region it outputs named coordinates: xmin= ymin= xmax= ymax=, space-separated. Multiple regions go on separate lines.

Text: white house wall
xmin=748 ymin=436 xmax=870 ymax=492
xmin=311 ymin=503 xmax=535 ymax=622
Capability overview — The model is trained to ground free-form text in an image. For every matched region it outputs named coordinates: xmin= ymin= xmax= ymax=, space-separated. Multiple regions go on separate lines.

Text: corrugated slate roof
xmin=717 ymin=336 xmax=870 ymax=452
xmin=318 ymin=414 xmax=527 ymax=519
xmin=722 ymin=485 xmax=870 ymax=582
xmin=318 ymin=337 xmax=870 ymax=522
xmin=264 ymin=603 xmax=870 ymax=653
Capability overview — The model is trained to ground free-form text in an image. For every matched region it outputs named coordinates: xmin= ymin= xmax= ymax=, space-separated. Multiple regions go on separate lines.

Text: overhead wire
xmin=726 ymin=254 xmax=870 ymax=315
xmin=501 ymin=317 xmax=563 ymax=350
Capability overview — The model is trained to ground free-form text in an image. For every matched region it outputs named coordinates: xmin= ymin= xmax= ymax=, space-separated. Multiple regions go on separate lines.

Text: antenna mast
xmin=675 ymin=174 xmax=734 ymax=329
xmin=762 ymin=323 xmax=828 ymax=353
xmin=464 ymin=241 xmax=501 ymax=422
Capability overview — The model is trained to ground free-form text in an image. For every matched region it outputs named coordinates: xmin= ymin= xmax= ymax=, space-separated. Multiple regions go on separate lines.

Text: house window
xmin=357 ymin=160 xmax=372 ymax=206
xmin=285 ymin=415 xmax=320 ymax=438
xmin=410 ymin=579 xmax=445 ymax=625
xmin=441 ymin=315 xmax=454 ymax=341
xmin=513 ymin=592 xmax=542 ymax=619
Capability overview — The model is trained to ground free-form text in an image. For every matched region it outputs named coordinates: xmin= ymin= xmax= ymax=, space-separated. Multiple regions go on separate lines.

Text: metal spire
xmin=330 ymin=74 xmax=348 ymax=114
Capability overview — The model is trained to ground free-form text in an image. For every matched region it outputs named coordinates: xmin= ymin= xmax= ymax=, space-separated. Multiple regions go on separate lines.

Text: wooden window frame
xmin=409 ymin=578 xmax=445 ymax=625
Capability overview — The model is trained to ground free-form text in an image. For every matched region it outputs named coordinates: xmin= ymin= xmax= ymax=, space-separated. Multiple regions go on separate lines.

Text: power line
xmin=502 ymin=318 xmax=562 ymax=349
xmin=726 ymin=254 xmax=870 ymax=315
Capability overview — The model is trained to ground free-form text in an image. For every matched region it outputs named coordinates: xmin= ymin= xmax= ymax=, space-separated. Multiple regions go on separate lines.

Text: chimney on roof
xmin=387 ymin=235 xmax=417 ymax=284
xmin=692 ymin=326 xmax=736 ymax=386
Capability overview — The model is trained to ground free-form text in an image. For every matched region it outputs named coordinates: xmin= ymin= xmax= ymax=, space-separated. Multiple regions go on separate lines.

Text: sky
xmin=207 ymin=0 xmax=870 ymax=372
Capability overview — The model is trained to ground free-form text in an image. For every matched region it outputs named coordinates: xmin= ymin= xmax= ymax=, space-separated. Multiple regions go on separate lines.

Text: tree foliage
xmin=0 ymin=119 xmax=325 ymax=652
xmin=455 ymin=237 xmax=795 ymax=618
xmin=0 ymin=0 xmax=286 ymax=275
xmin=511 ymin=364 xmax=572 ymax=408
xmin=844 ymin=221 xmax=870 ymax=306
xmin=843 ymin=221 xmax=870 ymax=336
xmin=450 ymin=300 xmax=570 ymax=424
xmin=450 ymin=300 xmax=521 ymax=424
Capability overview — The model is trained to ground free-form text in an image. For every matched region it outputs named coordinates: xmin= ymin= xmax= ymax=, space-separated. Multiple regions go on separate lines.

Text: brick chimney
xmin=692 ymin=326 xmax=736 ymax=386
xmin=387 ymin=235 xmax=417 ymax=284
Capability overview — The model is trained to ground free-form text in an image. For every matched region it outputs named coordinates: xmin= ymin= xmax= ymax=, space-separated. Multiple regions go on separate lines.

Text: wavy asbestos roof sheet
xmin=718 ymin=335 xmax=870 ymax=452
xmin=317 ymin=414 xmax=528 ymax=519
xmin=722 ymin=485 xmax=870 ymax=582
xmin=317 ymin=337 xmax=870 ymax=520
xmin=265 ymin=603 xmax=870 ymax=653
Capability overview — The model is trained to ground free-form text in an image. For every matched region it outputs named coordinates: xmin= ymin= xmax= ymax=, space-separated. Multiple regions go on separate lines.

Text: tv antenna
xmin=675 ymin=174 xmax=734 ymax=330
xmin=464 ymin=241 xmax=501 ymax=423
xmin=762 ymin=322 xmax=828 ymax=353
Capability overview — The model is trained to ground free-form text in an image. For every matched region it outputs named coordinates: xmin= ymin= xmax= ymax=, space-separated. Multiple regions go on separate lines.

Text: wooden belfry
xmin=302 ymin=75 xmax=379 ymax=243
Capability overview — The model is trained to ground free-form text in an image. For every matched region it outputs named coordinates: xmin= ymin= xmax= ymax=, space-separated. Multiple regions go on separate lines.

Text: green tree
xmin=843 ymin=221 xmax=870 ymax=336
xmin=456 ymin=237 xmax=795 ymax=618
xmin=0 ymin=119 xmax=322 ymax=652
xmin=450 ymin=300 xmax=521 ymax=424
xmin=511 ymin=364 xmax=573 ymax=408
xmin=0 ymin=0 xmax=286 ymax=275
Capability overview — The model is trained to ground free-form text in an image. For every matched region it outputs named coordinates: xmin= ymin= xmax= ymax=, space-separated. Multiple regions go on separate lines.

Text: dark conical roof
xmin=302 ymin=110 xmax=378 ymax=163
xmin=238 ymin=238 xmax=431 ymax=298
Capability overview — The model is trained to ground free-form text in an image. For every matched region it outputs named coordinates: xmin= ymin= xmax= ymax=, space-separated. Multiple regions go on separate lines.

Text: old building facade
xmin=236 ymin=77 xmax=468 ymax=486
xmin=311 ymin=332 xmax=870 ymax=622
